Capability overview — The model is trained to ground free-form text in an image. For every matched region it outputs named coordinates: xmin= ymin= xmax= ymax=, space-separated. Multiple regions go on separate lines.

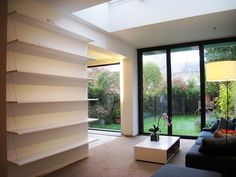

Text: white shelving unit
xmin=9 ymin=137 xmax=98 ymax=166
xmin=7 ymin=39 xmax=95 ymax=63
xmin=8 ymin=11 xmax=93 ymax=43
xmin=7 ymin=118 xmax=98 ymax=135
xmin=7 ymin=70 xmax=97 ymax=81
xmin=6 ymin=99 xmax=98 ymax=104
xmin=7 ymin=7 xmax=98 ymax=177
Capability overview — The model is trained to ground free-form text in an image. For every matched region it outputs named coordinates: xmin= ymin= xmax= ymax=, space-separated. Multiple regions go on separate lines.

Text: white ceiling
xmin=111 ymin=9 xmax=236 ymax=48
xmin=37 ymin=0 xmax=236 ymax=50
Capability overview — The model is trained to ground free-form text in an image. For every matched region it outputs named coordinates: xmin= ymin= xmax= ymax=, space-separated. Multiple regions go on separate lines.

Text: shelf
xmin=7 ymin=70 xmax=96 ymax=81
xmin=7 ymin=118 xmax=99 ymax=135
xmin=7 ymin=39 xmax=96 ymax=63
xmin=9 ymin=137 xmax=98 ymax=166
xmin=6 ymin=98 xmax=98 ymax=104
xmin=8 ymin=11 xmax=93 ymax=43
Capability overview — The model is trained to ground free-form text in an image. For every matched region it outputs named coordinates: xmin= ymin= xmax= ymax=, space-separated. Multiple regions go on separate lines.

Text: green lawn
xmin=144 ymin=114 xmax=201 ymax=136
xmin=89 ymin=122 xmax=121 ymax=130
xmin=89 ymin=114 xmax=201 ymax=136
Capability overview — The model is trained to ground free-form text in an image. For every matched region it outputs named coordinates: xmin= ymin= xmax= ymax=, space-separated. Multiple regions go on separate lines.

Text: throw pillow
xmin=217 ymin=118 xmax=235 ymax=130
xmin=213 ymin=130 xmax=224 ymax=138
xmin=199 ymin=137 xmax=236 ymax=155
xmin=213 ymin=129 xmax=236 ymax=138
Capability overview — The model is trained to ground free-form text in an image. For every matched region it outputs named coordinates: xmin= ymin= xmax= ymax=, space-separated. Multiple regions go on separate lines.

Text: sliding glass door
xmin=141 ymin=47 xmax=201 ymax=136
xmin=142 ymin=50 xmax=168 ymax=134
xmin=171 ymin=47 xmax=201 ymax=136
xmin=204 ymin=42 xmax=236 ymax=125
xmin=139 ymin=38 xmax=236 ymax=137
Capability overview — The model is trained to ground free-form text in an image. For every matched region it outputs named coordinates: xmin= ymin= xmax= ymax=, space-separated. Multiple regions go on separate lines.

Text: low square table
xmin=134 ymin=136 xmax=180 ymax=164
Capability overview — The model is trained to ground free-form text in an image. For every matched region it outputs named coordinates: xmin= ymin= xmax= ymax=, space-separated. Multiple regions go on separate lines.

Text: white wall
xmin=8 ymin=0 xmax=138 ymax=136
xmin=121 ymin=57 xmax=138 ymax=136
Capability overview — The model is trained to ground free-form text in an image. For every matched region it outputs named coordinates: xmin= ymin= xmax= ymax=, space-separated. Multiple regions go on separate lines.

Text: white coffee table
xmin=134 ymin=136 xmax=180 ymax=164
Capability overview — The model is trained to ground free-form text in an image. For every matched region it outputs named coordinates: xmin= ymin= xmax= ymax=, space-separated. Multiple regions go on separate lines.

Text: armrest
xmin=202 ymin=127 xmax=213 ymax=132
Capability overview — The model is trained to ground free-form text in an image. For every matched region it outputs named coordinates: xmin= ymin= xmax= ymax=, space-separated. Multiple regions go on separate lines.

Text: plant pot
xmin=150 ymin=132 xmax=159 ymax=141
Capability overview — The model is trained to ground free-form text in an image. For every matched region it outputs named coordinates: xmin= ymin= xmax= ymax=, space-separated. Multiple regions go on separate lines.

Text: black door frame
xmin=137 ymin=37 xmax=236 ymax=139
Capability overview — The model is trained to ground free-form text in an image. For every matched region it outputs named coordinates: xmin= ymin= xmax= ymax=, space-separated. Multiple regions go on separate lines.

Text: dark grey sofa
xmin=185 ymin=118 xmax=236 ymax=177
xmin=151 ymin=164 xmax=222 ymax=177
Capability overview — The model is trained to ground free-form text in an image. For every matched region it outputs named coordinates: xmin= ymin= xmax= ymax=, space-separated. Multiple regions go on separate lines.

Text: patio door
xmin=142 ymin=50 xmax=168 ymax=135
xmin=141 ymin=47 xmax=201 ymax=136
xmin=170 ymin=47 xmax=201 ymax=136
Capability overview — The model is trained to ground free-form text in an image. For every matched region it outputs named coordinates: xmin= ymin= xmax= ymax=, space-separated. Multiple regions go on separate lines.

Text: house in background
xmin=0 ymin=0 xmax=236 ymax=177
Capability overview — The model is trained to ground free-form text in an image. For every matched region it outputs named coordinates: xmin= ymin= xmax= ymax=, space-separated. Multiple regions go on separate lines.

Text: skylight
xmin=73 ymin=0 xmax=236 ymax=32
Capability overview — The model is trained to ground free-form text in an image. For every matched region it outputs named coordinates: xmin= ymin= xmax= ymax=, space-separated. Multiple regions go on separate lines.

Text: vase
xmin=150 ymin=132 xmax=159 ymax=141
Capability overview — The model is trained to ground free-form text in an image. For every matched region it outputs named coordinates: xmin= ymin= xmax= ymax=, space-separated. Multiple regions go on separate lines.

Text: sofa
xmin=151 ymin=164 xmax=222 ymax=177
xmin=185 ymin=118 xmax=236 ymax=177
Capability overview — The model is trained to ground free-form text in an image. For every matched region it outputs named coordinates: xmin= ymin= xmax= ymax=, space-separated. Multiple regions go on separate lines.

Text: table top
xmin=134 ymin=136 xmax=180 ymax=150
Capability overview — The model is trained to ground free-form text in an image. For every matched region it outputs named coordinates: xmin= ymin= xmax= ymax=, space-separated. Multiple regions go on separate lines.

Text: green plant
xmin=143 ymin=62 xmax=163 ymax=97
xmin=149 ymin=113 xmax=171 ymax=133
xmin=216 ymin=82 xmax=236 ymax=118
xmin=205 ymin=82 xmax=219 ymax=97
xmin=88 ymin=67 xmax=120 ymax=124
xmin=205 ymin=45 xmax=236 ymax=62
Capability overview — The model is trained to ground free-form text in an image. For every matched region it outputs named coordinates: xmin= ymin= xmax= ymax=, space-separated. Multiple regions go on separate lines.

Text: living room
xmin=0 ymin=0 xmax=236 ymax=177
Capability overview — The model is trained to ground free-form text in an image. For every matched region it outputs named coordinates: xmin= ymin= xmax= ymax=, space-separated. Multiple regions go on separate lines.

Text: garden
xmin=88 ymin=65 xmax=121 ymax=131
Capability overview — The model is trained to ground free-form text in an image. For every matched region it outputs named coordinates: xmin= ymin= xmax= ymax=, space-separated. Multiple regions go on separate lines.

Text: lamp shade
xmin=206 ymin=61 xmax=236 ymax=82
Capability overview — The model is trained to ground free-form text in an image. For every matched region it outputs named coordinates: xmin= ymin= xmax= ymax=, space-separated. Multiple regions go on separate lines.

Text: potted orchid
xmin=149 ymin=113 xmax=171 ymax=141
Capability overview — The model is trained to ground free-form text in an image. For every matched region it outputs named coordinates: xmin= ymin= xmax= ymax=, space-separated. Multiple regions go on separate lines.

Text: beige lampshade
xmin=206 ymin=61 xmax=236 ymax=82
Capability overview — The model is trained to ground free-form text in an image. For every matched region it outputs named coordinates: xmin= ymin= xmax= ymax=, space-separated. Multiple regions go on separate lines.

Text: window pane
xmin=171 ymin=46 xmax=201 ymax=136
xmin=204 ymin=42 xmax=236 ymax=126
xmin=143 ymin=50 xmax=168 ymax=134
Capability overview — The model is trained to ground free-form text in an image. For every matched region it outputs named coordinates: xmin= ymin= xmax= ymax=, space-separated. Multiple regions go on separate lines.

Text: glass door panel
xmin=142 ymin=50 xmax=168 ymax=134
xmin=171 ymin=47 xmax=201 ymax=136
xmin=204 ymin=42 xmax=236 ymax=126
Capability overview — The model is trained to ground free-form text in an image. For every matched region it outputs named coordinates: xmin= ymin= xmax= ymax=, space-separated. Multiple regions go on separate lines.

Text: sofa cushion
xmin=199 ymin=137 xmax=236 ymax=155
xmin=186 ymin=144 xmax=232 ymax=176
xmin=218 ymin=118 xmax=235 ymax=130
xmin=195 ymin=137 xmax=204 ymax=145
xmin=199 ymin=131 xmax=213 ymax=138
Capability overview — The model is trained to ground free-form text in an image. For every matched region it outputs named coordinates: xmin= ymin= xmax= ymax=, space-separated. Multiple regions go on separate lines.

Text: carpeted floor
xmin=45 ymin=136 xmax=195 ymax=177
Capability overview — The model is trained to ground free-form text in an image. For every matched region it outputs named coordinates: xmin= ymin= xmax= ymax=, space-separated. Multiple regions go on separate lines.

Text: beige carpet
xmin=45 ymin=136 xmax=195 ymax=177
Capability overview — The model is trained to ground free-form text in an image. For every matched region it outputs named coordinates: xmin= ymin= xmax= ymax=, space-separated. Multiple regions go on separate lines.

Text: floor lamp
xmin=206 ymin=61 xmax=236 ymax=177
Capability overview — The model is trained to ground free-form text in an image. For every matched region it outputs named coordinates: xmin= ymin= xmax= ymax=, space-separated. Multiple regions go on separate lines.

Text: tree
xmin=205 ymin=45 xmax=236 ymax=62
xmin=143 ymin=62 xmax=163 ymax=116
xmin=143 ymin=62 xmax=163 ymax=96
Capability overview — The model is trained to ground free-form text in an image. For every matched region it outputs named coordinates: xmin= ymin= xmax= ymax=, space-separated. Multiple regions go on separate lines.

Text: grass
xmin=144 ymin=114 xmax=201 ymax=136
xmin=89 ymin=114 xmax=201 ymax=136
xmin=89 ymin=122 xmax=121 ymax=130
